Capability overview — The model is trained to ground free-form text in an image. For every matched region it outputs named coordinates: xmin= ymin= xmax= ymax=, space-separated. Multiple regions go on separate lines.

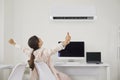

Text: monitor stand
xmin=66 ymin=59 xmax=80 ymax=65
xmin=67 ymin=59 xmax=75 ymax=62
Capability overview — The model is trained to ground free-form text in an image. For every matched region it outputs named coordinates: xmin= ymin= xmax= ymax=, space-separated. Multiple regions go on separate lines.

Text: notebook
xmin=86 ymin=52 xmax=102 ymax=64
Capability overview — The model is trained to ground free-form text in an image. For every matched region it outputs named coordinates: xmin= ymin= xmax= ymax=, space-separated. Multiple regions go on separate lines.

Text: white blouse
xmin=14 ymin=43 xmax=72 ymax=80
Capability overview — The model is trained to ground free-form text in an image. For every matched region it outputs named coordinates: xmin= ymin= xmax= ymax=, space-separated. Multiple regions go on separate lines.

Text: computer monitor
xmin=58 ymin=41 xmax=85 ymax=61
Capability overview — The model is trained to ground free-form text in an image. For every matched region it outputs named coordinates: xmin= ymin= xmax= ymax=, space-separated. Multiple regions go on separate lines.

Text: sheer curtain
xmin=117 ymin=26 xmax=120 ymax=80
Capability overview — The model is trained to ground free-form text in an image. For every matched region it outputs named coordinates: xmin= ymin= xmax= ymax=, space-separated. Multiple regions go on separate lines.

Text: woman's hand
xmin=8 ymin=38 xmax=16 ymax=46
xmin=63 ymin=32 xmax=71 ymax=46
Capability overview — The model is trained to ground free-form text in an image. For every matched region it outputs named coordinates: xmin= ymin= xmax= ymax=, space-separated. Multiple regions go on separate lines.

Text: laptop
xmin=86 ymin=52 xmax=102 ymax=64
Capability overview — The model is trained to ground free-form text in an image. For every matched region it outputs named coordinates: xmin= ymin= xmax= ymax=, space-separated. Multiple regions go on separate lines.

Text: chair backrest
xmin=8 ymin=63 xmax=27 ymax=80
xmin=35 ymin=62 xmax=56 ymax=80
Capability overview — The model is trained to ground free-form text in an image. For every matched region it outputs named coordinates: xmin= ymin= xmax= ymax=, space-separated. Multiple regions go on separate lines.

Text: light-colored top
xmin=15 ymin=43 xmax=71 ymax=80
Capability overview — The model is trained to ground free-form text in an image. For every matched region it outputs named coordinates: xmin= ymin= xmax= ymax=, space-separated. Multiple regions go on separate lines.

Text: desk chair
xmin=8 ymin=63 xmax=27 ymax=80
xmin=35 ymin=62 xmax=56 ymax=80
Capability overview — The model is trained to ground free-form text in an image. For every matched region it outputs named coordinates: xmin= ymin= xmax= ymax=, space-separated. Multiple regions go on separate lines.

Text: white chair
xmin=35 ymin=62 xmax=56 ymax=80
xmin=8 ymin=63 xmax=27 ymax=80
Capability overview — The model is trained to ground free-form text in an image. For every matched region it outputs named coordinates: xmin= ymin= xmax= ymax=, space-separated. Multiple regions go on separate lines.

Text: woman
xmin=9 ymin=32 xmax=71 ymax=80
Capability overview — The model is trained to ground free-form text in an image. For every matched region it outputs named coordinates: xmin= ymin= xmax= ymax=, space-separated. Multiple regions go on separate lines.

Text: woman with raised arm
xmin=9 ymin=32 xmax=71 ymax=80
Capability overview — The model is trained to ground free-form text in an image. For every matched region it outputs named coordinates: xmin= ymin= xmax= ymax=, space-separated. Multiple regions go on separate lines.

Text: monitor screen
xmin=58 ymin=41 xmax=85 ymax=59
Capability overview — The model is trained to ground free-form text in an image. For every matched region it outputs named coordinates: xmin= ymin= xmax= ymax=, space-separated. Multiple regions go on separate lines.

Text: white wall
xmin=3 ymin=0 xmax=120 ymax=80
xmin=0 ymin=0 xmax=4 ymax=79
xmin=4 ymin=0 xmax=15 ymax=64
xmin=0 ymin=0 xmax=4 ymax=63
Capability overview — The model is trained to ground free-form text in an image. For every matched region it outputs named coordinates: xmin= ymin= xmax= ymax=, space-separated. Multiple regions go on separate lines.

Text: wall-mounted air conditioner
xmin=50 ymin=6 xmax=97 ymax=21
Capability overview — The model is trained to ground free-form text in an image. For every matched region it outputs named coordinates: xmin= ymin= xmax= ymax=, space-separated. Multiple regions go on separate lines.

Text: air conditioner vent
xmin=53 ymin=16 xmax=94 ymax=20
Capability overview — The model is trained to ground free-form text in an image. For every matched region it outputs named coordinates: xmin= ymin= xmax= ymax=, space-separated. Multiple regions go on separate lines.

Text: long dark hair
xmin=28 ymin=35 xmax=39 ymax=70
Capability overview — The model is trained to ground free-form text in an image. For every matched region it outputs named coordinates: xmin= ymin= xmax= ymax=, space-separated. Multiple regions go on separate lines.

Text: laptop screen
xmin=86 ymin=52 xmax=101 ymax=63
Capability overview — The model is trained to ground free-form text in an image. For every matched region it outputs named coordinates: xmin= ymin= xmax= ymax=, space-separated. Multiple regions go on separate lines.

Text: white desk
xmin=55 ymin=62 xmax=110 ymax=80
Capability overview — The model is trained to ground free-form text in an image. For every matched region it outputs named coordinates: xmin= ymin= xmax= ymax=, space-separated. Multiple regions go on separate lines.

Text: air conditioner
xmin=50 ymin=6 xmax=97 ymax=20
